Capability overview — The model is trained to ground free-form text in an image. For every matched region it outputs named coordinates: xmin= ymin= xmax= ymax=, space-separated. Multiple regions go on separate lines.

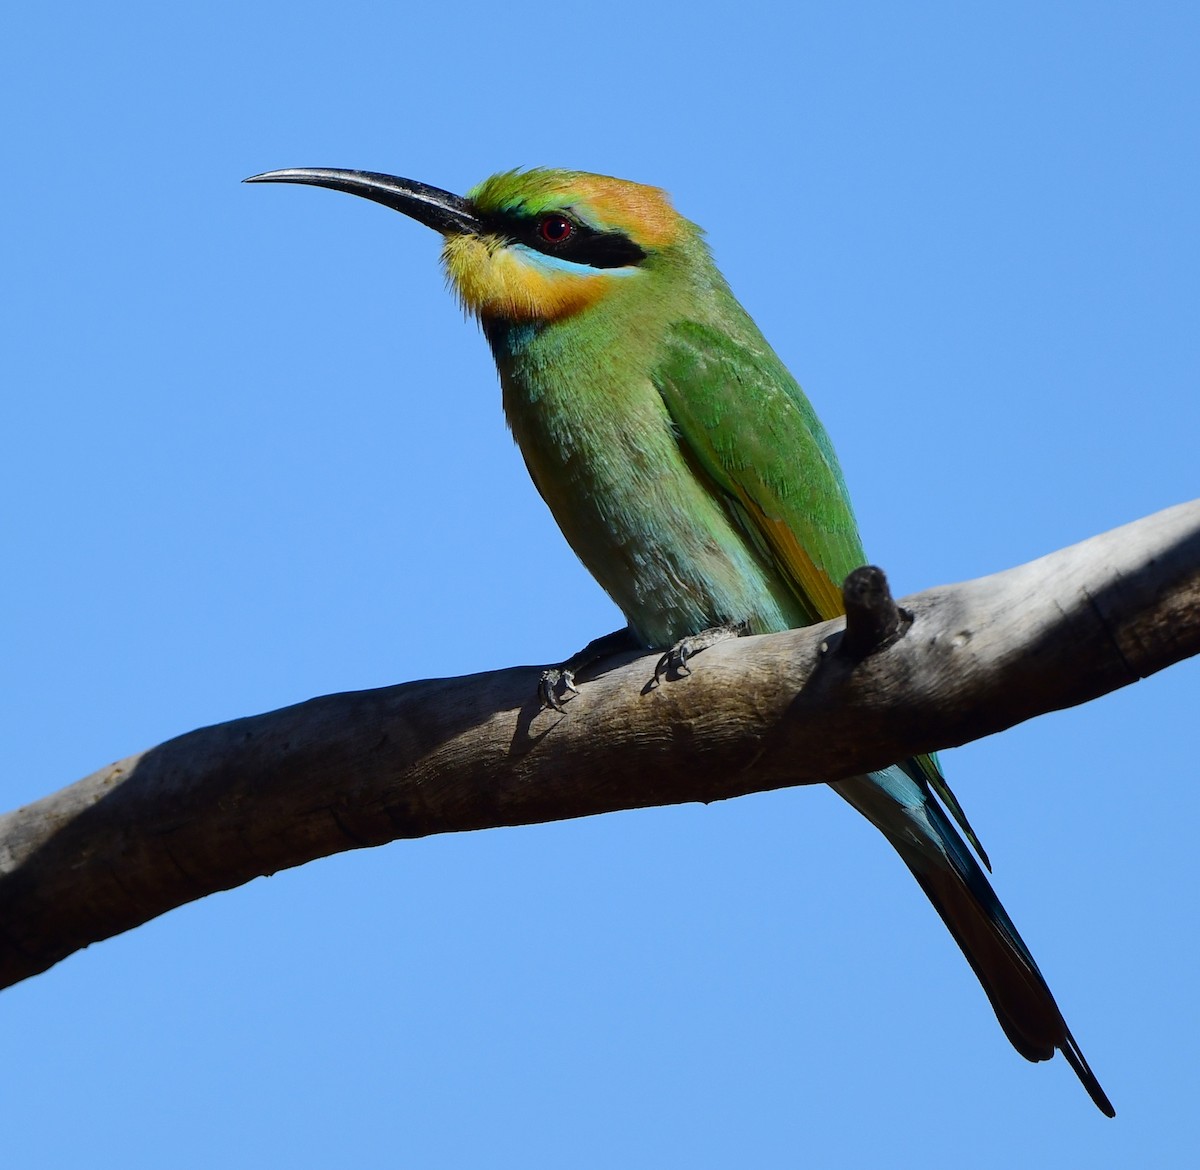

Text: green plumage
xmin=248 ymin=162 xmax=1114 ymax=1116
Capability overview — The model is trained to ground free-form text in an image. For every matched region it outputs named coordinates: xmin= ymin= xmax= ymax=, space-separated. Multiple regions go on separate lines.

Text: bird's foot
xmin=652 ymin=621 xmax=750 ymax=686
xmin=538 ymin=666 xmax=580 ymax=712
xmin=538 ymin=627 xmax=641 ymax=711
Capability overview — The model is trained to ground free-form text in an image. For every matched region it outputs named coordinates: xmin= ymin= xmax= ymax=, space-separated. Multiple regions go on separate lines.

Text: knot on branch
xmin=837 ymin=565 xmax=911 ymax=660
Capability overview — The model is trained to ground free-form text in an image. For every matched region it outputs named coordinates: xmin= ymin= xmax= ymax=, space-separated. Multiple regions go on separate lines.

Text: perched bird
xmin=246 ymin=165 xmax=1114 ymax=1115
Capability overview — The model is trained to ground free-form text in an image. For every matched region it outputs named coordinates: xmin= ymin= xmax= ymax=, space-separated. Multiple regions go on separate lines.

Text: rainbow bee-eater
xmin=246 ymin=165 xmax=1113 ymax=1116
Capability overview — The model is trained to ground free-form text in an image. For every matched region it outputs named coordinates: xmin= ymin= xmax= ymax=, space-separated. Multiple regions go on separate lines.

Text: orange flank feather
xmin=742 ymin=498 xmax=846 ymax=620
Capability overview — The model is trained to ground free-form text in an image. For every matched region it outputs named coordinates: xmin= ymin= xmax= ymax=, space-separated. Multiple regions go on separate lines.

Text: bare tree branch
xmin=2 ymin=500 xmax=1198 ymax=991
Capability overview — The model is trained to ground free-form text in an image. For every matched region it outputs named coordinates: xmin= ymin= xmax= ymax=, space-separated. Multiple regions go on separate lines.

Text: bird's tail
xmin=832 ymin=766 xmax=1114 ymax=1117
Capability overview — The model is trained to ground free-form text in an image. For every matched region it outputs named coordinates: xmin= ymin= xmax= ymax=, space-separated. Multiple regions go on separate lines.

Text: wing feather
xmin=653 ymin=316 xmax=991 ymax=865
xmin=652 ymin=318 xmax=864 ymax=623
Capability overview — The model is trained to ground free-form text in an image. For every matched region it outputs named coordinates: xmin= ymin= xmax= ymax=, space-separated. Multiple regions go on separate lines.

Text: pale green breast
xmin=488 ymin=319 xmax=807 ymax=648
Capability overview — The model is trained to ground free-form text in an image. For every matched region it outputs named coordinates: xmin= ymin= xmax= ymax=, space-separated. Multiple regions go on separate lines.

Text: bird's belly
xmin=505 ymin=375 xmax=803 ymax=647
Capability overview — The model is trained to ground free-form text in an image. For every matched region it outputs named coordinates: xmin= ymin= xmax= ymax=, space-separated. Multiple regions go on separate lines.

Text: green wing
xmin=653 ymin=317 xmax=866 ymax=624
xmin=652 ymin=317 xmax=991 ymax=870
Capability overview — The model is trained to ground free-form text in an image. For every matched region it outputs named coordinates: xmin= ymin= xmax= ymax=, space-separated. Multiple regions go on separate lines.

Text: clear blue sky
xmin=5 ymin=2 xmax=1198 ymax=1166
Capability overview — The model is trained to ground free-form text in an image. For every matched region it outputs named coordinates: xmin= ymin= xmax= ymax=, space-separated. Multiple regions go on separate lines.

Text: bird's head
xmin=244 ymin=166 xmax=693 ymax=324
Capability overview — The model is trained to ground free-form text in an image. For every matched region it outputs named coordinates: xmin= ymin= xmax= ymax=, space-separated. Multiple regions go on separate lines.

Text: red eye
xmin=538 ymin=215 xmax=574 ymax=243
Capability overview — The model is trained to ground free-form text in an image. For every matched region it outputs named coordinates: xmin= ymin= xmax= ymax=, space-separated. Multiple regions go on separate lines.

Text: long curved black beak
xmin=243 ymin=168 xmax=480 ymax=236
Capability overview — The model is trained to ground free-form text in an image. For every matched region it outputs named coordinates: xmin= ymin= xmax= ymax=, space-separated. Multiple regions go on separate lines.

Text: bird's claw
xmin=652 ymin=621 xmax=750 ymax=686
xmin=535 ymin=627 xmax=639 ymax=710
xmin=653 ymin=644 xmax=691 ymax=684
xmin=538 ymin=667 xmax=579 ymax=711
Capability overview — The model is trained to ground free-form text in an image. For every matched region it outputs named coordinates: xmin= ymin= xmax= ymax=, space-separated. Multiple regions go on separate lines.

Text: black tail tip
xmin=1060 ymin=1040 xmax=1115 ymax=1117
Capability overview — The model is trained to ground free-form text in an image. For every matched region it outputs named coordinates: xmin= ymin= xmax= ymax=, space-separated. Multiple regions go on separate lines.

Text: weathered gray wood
xmin=1 ymin=500 xmax=1198 ymax=991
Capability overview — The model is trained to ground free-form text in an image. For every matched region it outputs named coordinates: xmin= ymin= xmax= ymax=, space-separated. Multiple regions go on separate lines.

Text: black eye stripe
xmin=480 ymin=209 xmax=647 ymax=269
